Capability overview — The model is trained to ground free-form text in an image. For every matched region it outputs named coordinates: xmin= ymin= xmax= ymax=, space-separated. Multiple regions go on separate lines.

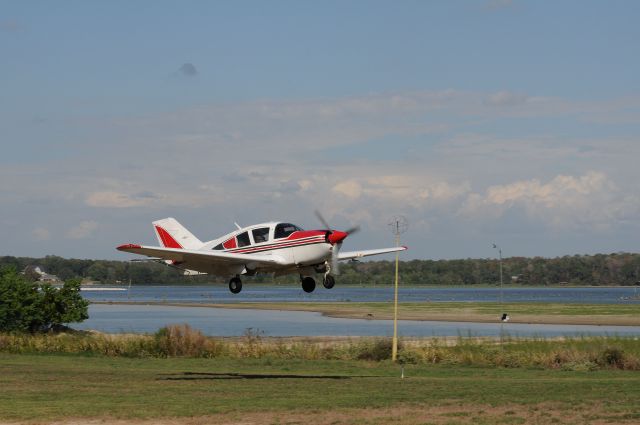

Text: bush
xmin=154 ymin=324 xmax=221 ymax=357
xmin=356 ymin=338 xmax=397 ymax=361
xmin=0 ymin=267 xmax=89 ymax=333
xmin=597 ymin=346 xmax=626 ymax=368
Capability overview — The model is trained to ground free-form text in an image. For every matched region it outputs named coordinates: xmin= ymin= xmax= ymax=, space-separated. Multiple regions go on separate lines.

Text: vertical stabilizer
xmin=152 ymin=218 xmax=203 ymax=250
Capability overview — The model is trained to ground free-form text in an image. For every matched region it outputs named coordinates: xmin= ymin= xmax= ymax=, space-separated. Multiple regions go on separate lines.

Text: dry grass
xmin=1 ymin=327 xmax=640 ymax=371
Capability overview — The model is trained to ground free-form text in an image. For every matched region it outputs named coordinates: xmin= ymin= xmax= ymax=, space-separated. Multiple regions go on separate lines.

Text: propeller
xmin=314 ymin=210 xmax=360 ymax=275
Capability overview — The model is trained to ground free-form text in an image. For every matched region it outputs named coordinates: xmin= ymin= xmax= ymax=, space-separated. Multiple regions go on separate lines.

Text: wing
xmin=338 ymin=246 xmax=407 ymax=261
xmin=117 ymin=244 xmax=286 ymax=269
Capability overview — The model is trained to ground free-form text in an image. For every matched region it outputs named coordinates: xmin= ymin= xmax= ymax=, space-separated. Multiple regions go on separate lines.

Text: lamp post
xmin=492 ymin=243 xmax=508 ymax=323
xmin=389 ymin=215 xmax=408 ymax=362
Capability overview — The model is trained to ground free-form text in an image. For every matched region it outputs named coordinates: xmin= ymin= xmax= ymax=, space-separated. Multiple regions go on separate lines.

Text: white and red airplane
xmin=117 ymin=215 xmax=407 ymax=294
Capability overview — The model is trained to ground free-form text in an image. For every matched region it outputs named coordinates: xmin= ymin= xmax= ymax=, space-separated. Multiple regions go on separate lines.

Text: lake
xmin=75 ymin=285 xmax=640 ymax=338
xmin=81 ymin=284 xmax=640 ymax=304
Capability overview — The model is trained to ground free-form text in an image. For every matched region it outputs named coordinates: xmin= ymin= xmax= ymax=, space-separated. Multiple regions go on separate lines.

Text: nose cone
xmin=328 ymin=230 xmax=349 ymax=245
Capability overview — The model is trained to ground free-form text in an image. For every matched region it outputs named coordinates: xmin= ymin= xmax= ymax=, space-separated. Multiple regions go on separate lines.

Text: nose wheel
xmin=229 ymin=276 xmax=242 ymax=294
xmin=301 ymin=276 xmax=316 ymax=293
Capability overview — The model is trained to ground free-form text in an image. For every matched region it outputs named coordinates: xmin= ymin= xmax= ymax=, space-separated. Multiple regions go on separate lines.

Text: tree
xmin=0 ymin=267 xmax=89 ymax=333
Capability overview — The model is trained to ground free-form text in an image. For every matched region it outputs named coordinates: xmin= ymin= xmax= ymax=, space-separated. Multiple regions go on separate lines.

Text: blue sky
xmin=1 ymin=0 xmax=640 ymax=260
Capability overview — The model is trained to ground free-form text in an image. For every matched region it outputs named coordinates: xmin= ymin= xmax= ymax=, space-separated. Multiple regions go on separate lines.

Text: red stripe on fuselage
xmin=155 ymin=226 xmax=183 ymax=249
xmin=228 ymin=237 xmax=327 ymax=254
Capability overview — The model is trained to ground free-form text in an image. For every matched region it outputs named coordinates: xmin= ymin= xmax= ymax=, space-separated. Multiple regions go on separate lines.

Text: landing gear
xmin=323 ymin=274 xmax=335 ymax=289
xmin=229 ymin=276 xmax=242 ymax=294
xmin=301 ymin=276 xmax=316 ymax=293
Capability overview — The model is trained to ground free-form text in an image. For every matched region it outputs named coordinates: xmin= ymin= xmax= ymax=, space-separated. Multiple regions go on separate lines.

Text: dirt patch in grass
xmin=3 ymin=403 xmax=638 ymax=425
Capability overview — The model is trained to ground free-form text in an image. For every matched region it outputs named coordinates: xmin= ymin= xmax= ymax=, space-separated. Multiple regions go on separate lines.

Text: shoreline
xmin=92 ymin=301 xmax=640 ymax=327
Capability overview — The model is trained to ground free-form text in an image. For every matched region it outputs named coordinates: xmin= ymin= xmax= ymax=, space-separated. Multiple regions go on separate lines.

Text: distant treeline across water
xmin=3 ymin=252 xmax=640 ymax=287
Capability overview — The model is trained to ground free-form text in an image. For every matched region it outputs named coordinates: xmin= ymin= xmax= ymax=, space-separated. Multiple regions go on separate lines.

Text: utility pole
xmin=389 ymin=216 xmax=408 ymax=362
xmin=493 ymin=243 xmax=509 ymax=326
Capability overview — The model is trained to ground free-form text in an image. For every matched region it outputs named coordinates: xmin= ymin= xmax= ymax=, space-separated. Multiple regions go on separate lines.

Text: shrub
xmin=154 ymin=324 xmax=218 ymax=357
xmin=356 ymin=338 xmax=396 ymax=361
xmin=0 ymin=267 xmax=89 ymax=333
xmin=597 ymin=346 xmax=626 ymax=369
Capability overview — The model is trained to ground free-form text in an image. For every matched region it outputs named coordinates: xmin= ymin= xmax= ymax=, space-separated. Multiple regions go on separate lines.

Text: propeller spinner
xmin=315 ymin=211 xmax=360 ymax=275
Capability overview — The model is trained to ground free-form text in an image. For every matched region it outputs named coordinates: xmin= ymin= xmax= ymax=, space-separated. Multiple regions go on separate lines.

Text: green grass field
xmin=2 ymin=353 xmax=640 ymax=424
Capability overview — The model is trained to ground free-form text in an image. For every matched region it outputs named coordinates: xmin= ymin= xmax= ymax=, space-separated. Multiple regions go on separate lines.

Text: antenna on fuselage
xmin=234 ymin=222 xmax=242 ymax=230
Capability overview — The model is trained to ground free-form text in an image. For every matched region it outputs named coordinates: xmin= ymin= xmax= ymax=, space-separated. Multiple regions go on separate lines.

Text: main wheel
xmin=323 ymin=274 xmax=335 ymax=289
xmin=229 ymin=277 xmax=242 ymax=294
xmin=301 ymin=276 xmax=316 ymax=293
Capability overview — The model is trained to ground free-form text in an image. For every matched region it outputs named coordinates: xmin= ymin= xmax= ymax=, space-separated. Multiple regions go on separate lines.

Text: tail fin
xmin=152 ymin=218 xmax=203 ymax=250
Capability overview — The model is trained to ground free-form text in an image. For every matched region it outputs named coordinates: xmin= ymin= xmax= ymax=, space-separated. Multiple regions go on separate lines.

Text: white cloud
xmin=66 ymin=221 xmax=98 ymax=239
xmin=332 ymin=180 xmax=363 ymax=199
xmin=31 ymin=227 xmax=51 ymax=241
xmin=484 ymin=91 xmax=528 ymax=107
xmin=458 ymin=172 xmax=638 ymax=229
xmin=85 ymin=191 xmax=157 ymax=208
xmin=86 ymin=191 xmax=140 ymax=208
xmin=3 ymin=89 xmax=640 ymax=258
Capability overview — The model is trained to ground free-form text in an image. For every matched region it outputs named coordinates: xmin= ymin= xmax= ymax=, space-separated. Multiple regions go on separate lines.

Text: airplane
xmin=116 ymin=215 xmax=407 ymax=294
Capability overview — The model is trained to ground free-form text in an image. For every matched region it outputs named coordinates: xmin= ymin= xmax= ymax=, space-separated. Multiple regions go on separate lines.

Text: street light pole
xmin=494 ymin=244 xmax=503 ymax=305
xmin=392 ymin=231 xmax=400 ymax=362
xmin=389 ymin=216 xmax=407 ymax=363
xmin=493 ymin=243 xmax=507 ymax=322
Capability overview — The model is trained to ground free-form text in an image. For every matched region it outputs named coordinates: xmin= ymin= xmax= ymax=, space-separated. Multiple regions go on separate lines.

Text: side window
xmin=212 ymin=243 xmax=224 ymax=250
xmin=274 ymin=223 xmax=302 ymax=239
xmin=223 ymin=238 xmax=237 ymax=249
xmin=252 ymin=227 xmax=270 ymax=244
xmin=236 ymin=231 xmax=250 ymax=247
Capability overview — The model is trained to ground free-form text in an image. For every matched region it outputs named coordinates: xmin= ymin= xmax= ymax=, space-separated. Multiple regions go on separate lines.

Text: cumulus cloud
xmin=4 ymin=89 xmax=640 ymax=257
xmin=66 ymin=221 xmax=98 ymax=239
xmin=331 ymin=176 xmax=469 ymax=207
xmin=458 ymin=172 xmax=637 ymax=229
xmin=332 ymin=180 xmax=363 ymax=199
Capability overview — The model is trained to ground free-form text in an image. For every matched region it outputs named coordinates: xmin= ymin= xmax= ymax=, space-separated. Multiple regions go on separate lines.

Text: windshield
xmin=274 ymin=223 xmax=302 ymax=239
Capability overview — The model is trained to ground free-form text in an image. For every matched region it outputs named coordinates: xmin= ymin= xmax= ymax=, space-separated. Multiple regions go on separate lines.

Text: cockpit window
xmin=274 ymin=223 xmax=302 ymax=239
xmin=236 ymin=231 xmax=251 ymax=247
xmin=212 ymin=243 xmax=224 ymax=250
xmin=252 ymin=227 xmax=270 ymax=244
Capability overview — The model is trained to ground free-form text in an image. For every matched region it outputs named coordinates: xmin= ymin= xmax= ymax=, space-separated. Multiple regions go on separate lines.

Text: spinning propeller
xmin=315 ymin=211 xmax=360 ymax=275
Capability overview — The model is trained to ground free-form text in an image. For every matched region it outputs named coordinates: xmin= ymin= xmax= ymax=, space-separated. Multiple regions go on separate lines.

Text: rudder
xmin=152 ymin=217 xmax=203 ymax=250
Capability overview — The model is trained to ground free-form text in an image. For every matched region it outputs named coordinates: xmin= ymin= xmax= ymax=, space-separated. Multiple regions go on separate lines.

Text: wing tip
xmin=402 ymin=245 xmax=408 ymax=250
xmin=117 ymin=243 xmax=142 ymax=251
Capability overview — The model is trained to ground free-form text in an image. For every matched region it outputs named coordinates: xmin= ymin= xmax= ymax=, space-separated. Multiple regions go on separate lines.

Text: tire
xmin=323 ymin=274 xmax=335 ymax=289
xmin=301 ymin=276 xmax=316 ymax=293
xmin=229 ymin=277 xmax=242 ymax=294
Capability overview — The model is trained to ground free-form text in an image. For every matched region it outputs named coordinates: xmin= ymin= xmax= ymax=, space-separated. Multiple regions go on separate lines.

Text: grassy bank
xmin=1 ymin=352 xmax=640 ymax=424
xmin=2 ymin=326 xmax=640 ymax=370
xmin=98 ymin=300 xmax=640 ymax=325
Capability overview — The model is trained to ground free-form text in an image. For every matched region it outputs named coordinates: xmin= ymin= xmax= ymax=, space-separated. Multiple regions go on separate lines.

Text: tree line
xmin=2 ymin=252 xmax=640 ymax=286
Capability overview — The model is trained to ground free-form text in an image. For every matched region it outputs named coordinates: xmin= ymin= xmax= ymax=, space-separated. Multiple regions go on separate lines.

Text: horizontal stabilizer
xmin=338 ymin=246 xmax=407 ymax=261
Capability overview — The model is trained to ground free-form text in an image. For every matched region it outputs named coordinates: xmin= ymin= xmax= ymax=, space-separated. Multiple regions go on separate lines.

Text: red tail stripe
xmin=155 ymin=226 xmax=183 ymax=249
xmin=117 ymin=243 xmax=142 ymax=251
